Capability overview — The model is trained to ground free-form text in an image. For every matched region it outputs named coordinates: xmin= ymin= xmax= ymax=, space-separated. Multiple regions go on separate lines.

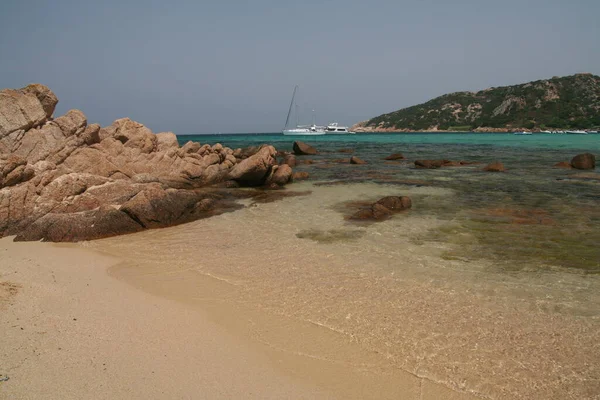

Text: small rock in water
xmin=570 ymin=153 xmax=596 ymax=170
xmin=375 ymin=196 xmax=412 ymax=211
xmin=350 ymin=156 xmax=367 ymax=164
xmin=349 ymin=196 xmax=411 ymax=222
xmin=293 ymin=141 xmax=318 ymax=155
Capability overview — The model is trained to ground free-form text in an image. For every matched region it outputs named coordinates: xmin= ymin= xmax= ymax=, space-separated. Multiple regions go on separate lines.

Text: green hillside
xmin=358 ymin=73 xmax=600 ymax=131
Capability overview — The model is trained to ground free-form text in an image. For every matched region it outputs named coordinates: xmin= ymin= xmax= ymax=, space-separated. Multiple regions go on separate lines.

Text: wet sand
xmin=0 ymin=237 xmax=479 ymax=400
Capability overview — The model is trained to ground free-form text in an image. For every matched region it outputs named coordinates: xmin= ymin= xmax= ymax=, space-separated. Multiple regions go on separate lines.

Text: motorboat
xmin=325 ymin=123 xmax=355 ymax=134
xmin=565 ymin=130 xmax=588 ymax=134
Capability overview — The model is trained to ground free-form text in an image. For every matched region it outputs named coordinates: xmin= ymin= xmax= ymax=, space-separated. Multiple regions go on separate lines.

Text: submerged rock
xmin=282 ymin=154 xmax=296 ymax=167
xmin=483 ymin=162 xmax=505 ymax=172
xmin=554 ymin=161 xmax=572 ymax=169
xmin=375 ymin=196 xmax=412 ymax=211
xmin=293 ymin=141 xmax=318 ymax=155
xmin=348 ymin=196 xmax=412 ymax=222
xmin=384 ymin=153 xmax=404 ymax=160
xmin=415 ymin=159 xmax=444 ymax=169
xmin=350 ymin=156 xmax=367 ymax=165
xmin=570 ymin=153 xmax=596 ymax=170
xmin=292 ymin=171 xmax=309 ymax=181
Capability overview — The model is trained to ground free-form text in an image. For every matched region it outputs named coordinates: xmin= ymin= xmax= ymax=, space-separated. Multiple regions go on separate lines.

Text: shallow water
xmin=90 ymin=133 xmax=599 ymax=399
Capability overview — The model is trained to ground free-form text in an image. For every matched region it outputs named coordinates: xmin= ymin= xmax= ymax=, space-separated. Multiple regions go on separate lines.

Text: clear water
xmin=180 ymin=133 xmax=600 ymax=273
xmin=91 ymin=133 xmax=600 ymax=399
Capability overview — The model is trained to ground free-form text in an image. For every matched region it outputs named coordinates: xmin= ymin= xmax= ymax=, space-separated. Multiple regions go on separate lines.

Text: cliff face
xmin=354 ymin=73 xmax=600 ymax=132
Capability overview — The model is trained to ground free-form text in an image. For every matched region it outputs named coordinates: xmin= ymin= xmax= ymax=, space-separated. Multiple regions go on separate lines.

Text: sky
xmin=1 ymin=0 xmax=599 ymax=134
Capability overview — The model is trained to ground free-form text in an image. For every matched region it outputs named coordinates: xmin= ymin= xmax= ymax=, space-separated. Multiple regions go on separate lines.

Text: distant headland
xmin=352 ymin=73 xmax=600 ymax=132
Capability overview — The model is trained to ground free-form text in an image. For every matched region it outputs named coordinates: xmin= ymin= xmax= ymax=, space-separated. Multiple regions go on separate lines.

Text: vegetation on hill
xmin=359 ymin=74 xmax=600 ymax=131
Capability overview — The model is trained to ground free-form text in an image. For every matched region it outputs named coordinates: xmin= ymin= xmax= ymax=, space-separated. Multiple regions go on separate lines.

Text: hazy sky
xmin=1 ymin=0 xmax=599 ymax=134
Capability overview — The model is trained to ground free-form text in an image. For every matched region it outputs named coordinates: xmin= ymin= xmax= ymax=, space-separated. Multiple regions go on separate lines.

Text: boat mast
xmin=284 ymin=85 xmax=298 ymax=129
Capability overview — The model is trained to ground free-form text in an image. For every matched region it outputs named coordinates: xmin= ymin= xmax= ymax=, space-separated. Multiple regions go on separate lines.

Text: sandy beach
xmin=0 ymin=236 xmax=479 ymax=400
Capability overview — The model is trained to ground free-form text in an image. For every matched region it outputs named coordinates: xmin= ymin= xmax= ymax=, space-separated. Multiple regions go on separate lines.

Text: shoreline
xmin=0 ymin=236 xmax=480 ymax=400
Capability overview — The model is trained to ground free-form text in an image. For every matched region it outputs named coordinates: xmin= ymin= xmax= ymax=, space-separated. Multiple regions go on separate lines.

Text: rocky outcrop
xmin=0 ymin=84 xmax=294 ymax=242
xmin=293 ymin=141 xmax=318 ymax=155
xmin=570 ymin=153 xmax=596 ymax=170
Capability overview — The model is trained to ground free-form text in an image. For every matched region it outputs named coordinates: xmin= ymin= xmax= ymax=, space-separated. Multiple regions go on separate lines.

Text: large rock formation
xmin=0 ymin=84 xmax=293 ymax=241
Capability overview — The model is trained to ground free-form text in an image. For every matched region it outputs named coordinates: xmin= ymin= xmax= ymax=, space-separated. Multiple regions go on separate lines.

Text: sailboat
xmin=282 ymin=86 xmax=326 ymax=136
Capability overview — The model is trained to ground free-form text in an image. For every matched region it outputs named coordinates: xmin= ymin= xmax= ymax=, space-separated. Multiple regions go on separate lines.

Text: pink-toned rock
xmin=20 ymin=83 xmax=58 ymax=119
xmin=112 ymin=118 xmax=157 ymax=153
xmin=0 ymin=87 xmax=48 ymax=138
xmin=53 ymin=109 xmax=87 ymax=136
xmin=156 ymin=132 xmax=179 ymax=151
xmin=268 ymin=164 xmax=293 ymax=186
xmin=14 ymin=206 xmax=145 ymax=242
xmin=229 ymin=145 xmax=278 ymax=186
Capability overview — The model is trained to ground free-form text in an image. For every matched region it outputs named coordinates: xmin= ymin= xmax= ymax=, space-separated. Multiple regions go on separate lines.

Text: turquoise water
xmin=179 ymin=132 xmax=600 ymax=273
xmin=178 ymin=132 xmax=600 ymax=151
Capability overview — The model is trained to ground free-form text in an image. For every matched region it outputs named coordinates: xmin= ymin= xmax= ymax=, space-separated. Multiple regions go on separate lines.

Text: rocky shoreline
xmin=1 ymin=84 xmax=596 ymax=242
xmin=0 ymin=84 xmax=296 ymax=242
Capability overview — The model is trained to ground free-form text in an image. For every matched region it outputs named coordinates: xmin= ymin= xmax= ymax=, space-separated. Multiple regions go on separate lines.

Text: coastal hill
xmin=353 ymin=73 xmax=600 ymax=132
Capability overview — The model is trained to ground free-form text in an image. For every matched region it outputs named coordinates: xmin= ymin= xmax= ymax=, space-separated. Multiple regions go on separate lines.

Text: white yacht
xmin=282 ymin=86 xmax=326 ymax=136
xmin=325 ymin=123 xmax=355 ymax=134
xmin=565 ymin=130 xmax=588 ymax=134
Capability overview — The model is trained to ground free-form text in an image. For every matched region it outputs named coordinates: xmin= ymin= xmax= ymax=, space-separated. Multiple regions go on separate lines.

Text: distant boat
xmin=565 ymin=130 xmax=588 ymax=135
xmin=282 ymin=86 xmax=325 ymax=136
xmin=325 ymin=122 xmax=356 ymax=135
xmin=513 ymin=131 xmax=532 ymax=135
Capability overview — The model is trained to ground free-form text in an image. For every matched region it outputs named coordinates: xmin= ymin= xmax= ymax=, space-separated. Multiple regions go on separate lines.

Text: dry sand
xmin=0 ymin=237 xmax=478 ymax=400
